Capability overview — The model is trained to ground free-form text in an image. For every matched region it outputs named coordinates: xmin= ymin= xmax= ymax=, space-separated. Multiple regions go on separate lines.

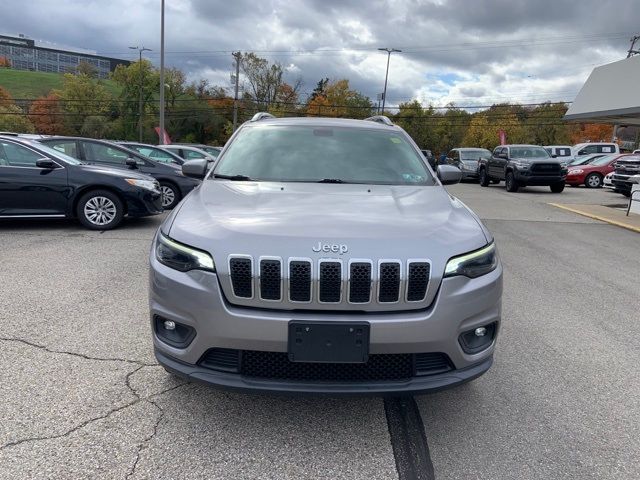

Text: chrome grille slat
xmin=227 ymin=255 xmax=431 ymax=308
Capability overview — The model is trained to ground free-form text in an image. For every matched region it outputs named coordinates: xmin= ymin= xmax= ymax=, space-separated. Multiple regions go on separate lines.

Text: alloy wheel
xmin=587 ymin=174 xmax=601 ymax=188
xmin=161 ymin=185 xmax=176 ymax=207
xmin=84 ymin=196 xmax=117 ymax=226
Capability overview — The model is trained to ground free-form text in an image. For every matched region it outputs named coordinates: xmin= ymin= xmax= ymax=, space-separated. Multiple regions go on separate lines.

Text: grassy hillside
xmin=0 ymin=68 xmax=120 ymax=99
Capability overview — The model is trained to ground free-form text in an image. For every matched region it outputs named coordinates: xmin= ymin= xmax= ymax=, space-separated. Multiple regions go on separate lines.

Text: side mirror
xmin=437 ymin=165 xmax=463 ymax=185
xmin=182 ymin=159 xmax=208 ymax=179
xmin=551 ymin=154 xmax=558 ymax=158
xmin=126 ymin=158 xmax=139 ymax=168
xmin=36 ymin=158 xmax=58 ymax=169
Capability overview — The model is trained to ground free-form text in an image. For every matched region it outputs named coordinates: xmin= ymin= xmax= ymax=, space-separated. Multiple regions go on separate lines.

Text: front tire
xmin=479 ymin=167 xmax=490 ymax=187
xmin=505 ymin=171 xmax=519 ymax=192
xmin=77 ymin=190 xmax=124 ymax=230
xmin=160 ymin=182 xmax=181 ymax=210
xmin=585 ymin=173 xmax=602 ymax=189
xmin=550 ymin=181 xmax=565 ymax=193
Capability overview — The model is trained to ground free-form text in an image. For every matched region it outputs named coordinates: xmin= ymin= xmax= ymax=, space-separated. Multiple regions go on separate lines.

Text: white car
xmin=159 ymin=145 xmax=218 ymax=163
xmin=603 ymin=171 xmax=614 ymax=188
xmin=572 ymin=142 xmax=619 ymax=157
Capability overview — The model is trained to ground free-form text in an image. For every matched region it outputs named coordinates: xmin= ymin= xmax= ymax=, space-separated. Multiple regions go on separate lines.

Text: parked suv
xmin=479 ymin=144 xmax=567 ymax=192
xmin=38 ymin=137 xmax=201 ymax=209
xmin=447 ymin=147 xmax=492 ymax=180
xmin=149 ymin=114 xmax=502 ymax=395
xmin=611 ymin=154 xmax=640 ymax=197
xmin=0 ymin=136 xmax=162 ymax=229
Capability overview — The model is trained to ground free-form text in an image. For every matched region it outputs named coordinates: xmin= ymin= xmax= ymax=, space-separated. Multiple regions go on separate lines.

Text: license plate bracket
xmin=288 ymin=321 xmax=370 ymax=363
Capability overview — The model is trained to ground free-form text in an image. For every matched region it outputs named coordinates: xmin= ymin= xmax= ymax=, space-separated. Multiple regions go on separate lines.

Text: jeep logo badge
xmin=312 ymin=242 xmax=348 ymax=255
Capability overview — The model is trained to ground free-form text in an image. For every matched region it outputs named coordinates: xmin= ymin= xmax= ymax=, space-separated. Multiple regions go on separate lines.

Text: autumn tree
xmin=239 ymin=53 xmax=301 ymax=111
xmin=0 ymin=104 xmax=35 ymax=133
xmin=0 ymin=85 xmax=12 ymax=107
xmin=306 ymin=79 xmax=373 ymax=118
xmin=524 ymin=102 xmax=570 ymax=145
xmin=54 ymin=73 xmax=111 ymax=135
xmin=0 ymin=56 xmax=10 ymax=68
xmin=164 ymin=67 xmax=186 ymax=109
xmin=76 ymin=61 xmax=98 ymax=78
xmin=569 ymin=123 xmax=614 ymax=144
xmin=28 ymin=94 xmax=68 ymax=135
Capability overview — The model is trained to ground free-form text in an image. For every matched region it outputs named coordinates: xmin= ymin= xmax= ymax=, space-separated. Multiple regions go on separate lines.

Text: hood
xmin=511 ymin=156 xmax=561 ymax=164
xmin=75 ymin=163 xmax=154 ymax=181
xmin=167 ymin=180 xmax=488 ymax=270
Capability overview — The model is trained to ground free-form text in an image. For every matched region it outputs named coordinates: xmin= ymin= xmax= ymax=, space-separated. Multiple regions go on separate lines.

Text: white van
xmin=572 ymin=142 xmax=619 ymax=157
xmin=544 ymin=145 xmax=573 ymax=159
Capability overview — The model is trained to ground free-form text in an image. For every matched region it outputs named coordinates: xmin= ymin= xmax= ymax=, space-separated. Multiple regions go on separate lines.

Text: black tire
xmin=160 ymin=182 xmax=181 ymax=210
xmin=550 ymin=181 xmax=565 ymax=193
xmin=76 ymin=189 xmax=124 ymax=230
xmin=479 ymin=167 xmax=490 ymax=187
xmin=622 ymin=191 xmax=631 ymax=198
xmin=505 ymin=171 xmax=519 ymax=192
xmin=584 ymin=173 xmax=602 ymax=189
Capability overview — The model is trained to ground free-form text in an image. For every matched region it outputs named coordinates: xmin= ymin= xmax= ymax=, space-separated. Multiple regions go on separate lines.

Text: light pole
xmin=378 ymin=48 xmax=401 ymax=114
xmin=129 ymin=46 xmax=152 ymax=142
xmin=159 ymin=0 xmax=165 ymax=144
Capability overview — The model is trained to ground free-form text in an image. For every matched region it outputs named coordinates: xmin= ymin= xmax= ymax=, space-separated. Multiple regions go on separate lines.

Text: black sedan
xmin=0 ymin=136 xmax=162 ymax=230
xmin=38 ymin=137 xmax=200 ymax=209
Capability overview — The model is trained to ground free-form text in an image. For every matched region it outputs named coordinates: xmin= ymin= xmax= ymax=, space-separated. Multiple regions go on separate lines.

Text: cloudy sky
xmin=1 ymin=0 xmax=638 ymax=109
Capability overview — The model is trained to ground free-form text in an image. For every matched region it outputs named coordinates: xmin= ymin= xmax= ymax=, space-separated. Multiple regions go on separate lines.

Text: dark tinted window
xmin=48 ymin=140 xmax=78 ymax=158
xmin=510 ymin=146 xmax=549 ymax=159
xmin=83 ymin=142 xmax=129 ymax=164
xmin=460 ymin=149 xmax=491 ymax=160
xmin=184 ymin=150 xmax=206 ymax=159
xmin=216 ymin=126 xmax=434 ymax=185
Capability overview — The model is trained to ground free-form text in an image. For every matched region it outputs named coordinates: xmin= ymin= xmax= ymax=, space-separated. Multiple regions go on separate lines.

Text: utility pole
xmin=232 ymin=51 xmax=241 ymax=132
xmin=129 ymin=46 xmax=152 ymax=142
xmin=159 ymin=0 xmax=165 ymax=144
xmin=627 ymin=35 xmax=640 ymax=57
xmin=378 ymin=48 xmax=401 ymax=114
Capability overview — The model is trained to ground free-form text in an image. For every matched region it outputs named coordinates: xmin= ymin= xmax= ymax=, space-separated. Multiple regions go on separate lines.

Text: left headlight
xmin=125 ymin=178 xmax=160 ymax=192
xmin=444 ymin=243 xmax=498 ymax=279
xmin=155 ymin=232 xmax=215 ymax=272
xmin=513 ymin=161 xmax=530 ymax=170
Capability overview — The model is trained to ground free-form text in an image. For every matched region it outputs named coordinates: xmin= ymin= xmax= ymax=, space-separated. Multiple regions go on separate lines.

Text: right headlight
xmin=444 ymin=243 xmax=498 ymax=279
xmin=513 ymin=160 xmax=530 ymax=170
xmin=155 ymin=232 xmax=215 ymax=272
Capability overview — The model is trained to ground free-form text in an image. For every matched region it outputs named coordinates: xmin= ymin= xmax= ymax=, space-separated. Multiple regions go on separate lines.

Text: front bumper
xmin=124 ymin=189 xmax=163 ymax=217
xmin=514 ymin=170 xmax=567 ymax=186
xmin=149 ymin=251 xmax=502 ymax=395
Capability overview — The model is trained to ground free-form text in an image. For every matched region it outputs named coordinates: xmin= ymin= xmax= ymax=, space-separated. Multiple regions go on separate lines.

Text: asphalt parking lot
xmin=1 ymin=182 xmax=639 ymax=479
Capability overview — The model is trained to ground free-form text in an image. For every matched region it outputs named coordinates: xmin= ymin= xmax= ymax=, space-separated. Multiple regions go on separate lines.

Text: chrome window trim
xmin=377 ymin=259 xmax=402 ymax=304
xmin=227 ymin=254 xmax=254 ymax=300
xmin=405 ymin=259 xmax=432 ymax=303
xmin=0 ymin=138 xmax=65 ymax=169
xmin=347 ymin=258 xmax=374 ymax=304
xmin=287 ymin=257 xmax=313 ymax=304
xmin=317 ymin=258 xmax=344 ymax=304
xmin=258 ymin=255 xmax=283 ymax=302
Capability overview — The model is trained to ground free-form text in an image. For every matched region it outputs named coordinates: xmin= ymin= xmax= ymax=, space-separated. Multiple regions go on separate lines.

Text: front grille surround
xmin=226 ymin=254 xmax=433 ymax=310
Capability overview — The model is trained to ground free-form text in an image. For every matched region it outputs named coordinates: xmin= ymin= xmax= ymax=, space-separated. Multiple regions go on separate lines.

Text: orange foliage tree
xmin=0 ymin=56 xmax=10 ymax=68
xmin=570 ymin=123 xmax=614 ymax=144
xmin=0 ymin=85 xmax=13 ymax=107
xmin=28 ymin=94 xmax=67 ymax=135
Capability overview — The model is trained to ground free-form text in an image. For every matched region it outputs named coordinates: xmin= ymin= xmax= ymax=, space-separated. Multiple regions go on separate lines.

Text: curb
xmin=549 ymin=203 xmax=640 ymax=234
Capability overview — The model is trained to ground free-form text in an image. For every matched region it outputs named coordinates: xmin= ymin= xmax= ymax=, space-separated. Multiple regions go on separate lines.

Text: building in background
xmin=0 ymin=33 xmax=129 ymax=78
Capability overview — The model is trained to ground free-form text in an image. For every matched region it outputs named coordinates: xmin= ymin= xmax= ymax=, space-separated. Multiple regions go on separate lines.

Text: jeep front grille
xmin=227 ymin=255 xmax=432 ymax=308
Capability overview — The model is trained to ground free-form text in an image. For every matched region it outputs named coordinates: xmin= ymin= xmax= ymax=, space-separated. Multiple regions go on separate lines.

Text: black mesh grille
xmin=407 ymin=262 xmax=430 ymax=301
xmin=199 ymin=349 xmax=454 ymax=381
xmin=531 ymin=163 xmax=561 ymax=174
xmin=289 ymin=261 xmax=311 ymax=302
xmin=379 ymin=263 xmax=400 ymax=302
xmin=241 ymin=351 xmax=413 ymax=381
xmin=319 ymin=262 xmax=342 ymax=303
xmin=260 ymin=259 xmax=281 ymax=300
xmin=199 ymin=348 xmax=241 ymax=372
xmin=229 ymin=258 xmax=253 ymax=298
xmin=349 ymin=262 xmax=372 ymax=303
xmin=415 ymin=352 xmax=453 ymax=376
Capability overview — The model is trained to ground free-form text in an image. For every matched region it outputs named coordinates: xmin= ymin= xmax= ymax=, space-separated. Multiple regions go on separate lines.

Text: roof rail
xmin=364 ymin=115 xmax=394 ymax=126
xmin=250 ymin=112 xmax=276 ymax=122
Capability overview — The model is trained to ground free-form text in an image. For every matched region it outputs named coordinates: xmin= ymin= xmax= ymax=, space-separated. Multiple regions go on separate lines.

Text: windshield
xmin=129 ymin=145 xmax=179 ymax=164
xmin=460 ymin=149 xmax=491 ymax=161
xmin=28 ymin=141 xmax=83 ymax=165
xmin=510 ymin=146 xmax=550 ymax=159
xmin=589 ymin=155 xmax=618 ymax=166
xmin=569 ymin=155 xmax=601 ymax=166
xmin=215 ymin=126 xmax=435 ymax=185
xmin=202 ymin=147 xmax=221 ymax=157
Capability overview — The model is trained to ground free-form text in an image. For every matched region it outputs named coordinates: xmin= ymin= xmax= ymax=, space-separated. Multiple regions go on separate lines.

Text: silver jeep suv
xmin=149 ymin=114 xmax=503 ymax=395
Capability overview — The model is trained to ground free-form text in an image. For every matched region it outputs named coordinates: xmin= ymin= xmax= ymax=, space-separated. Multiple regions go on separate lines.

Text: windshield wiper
xmin=317 ymin=178 xmax=344 ymax=183
xmin=213 ymin=174 xmax=254 ymax=181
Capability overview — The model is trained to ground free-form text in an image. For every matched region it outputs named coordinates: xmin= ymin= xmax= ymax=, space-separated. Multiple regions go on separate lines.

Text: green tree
xmin=0 ymin=104 xmax=35 ymax=133
xmin=393 ymin=101 xmax=437 ymax=149
xmin=306 ymin=79 xmax=373 ymax=118
xmin=54 ymin=73 xmax=111 ymax=135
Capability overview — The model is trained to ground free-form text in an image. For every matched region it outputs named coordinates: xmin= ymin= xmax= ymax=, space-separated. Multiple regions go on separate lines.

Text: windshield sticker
xmin=390 ymin=137 xmax=402 ymax=144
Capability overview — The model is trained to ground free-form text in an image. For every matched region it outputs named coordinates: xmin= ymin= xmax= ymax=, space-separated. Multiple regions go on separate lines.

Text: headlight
xmin=513 ymin=161 xmax=530 ymax=169
xmin=155 ymin=232 xmax=215 ymax=272
xmin=568 ymin=169 xmax=583 ymax=175
xmin=125 ymin=178 xmax=159 ymax=192
xmin=444 ymin=243 xmax=498 ymax=279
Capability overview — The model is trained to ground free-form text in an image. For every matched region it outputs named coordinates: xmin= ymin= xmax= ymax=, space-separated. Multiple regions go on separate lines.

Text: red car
xmin=566 ymin=154 xmax=626 ymax=188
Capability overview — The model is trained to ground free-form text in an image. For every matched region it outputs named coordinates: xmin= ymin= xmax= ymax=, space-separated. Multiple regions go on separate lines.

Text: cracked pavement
xmin=1 ymin=184 xmax=639 ymax=479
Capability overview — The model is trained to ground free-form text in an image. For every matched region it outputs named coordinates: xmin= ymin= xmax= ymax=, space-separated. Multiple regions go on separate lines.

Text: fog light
xmin=474 ymin=327 xmax=486 ymax=337
xmin=154 ymin=315 xmax=196 ymax=348
xmin=459 ymin=322 xmax=497 ymax=354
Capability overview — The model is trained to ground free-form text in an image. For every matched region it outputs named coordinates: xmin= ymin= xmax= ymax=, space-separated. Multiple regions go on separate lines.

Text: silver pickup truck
xmin=148 ymin=114 xmax=503 ymax=395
